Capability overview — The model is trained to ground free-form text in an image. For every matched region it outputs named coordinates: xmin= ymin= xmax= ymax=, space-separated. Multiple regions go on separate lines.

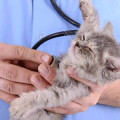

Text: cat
xmin=10 ymin=0 xmax=120 ymax=120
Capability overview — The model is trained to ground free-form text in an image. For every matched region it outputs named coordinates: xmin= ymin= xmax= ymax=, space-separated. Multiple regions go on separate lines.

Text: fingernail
xmin=31 ymin=76 xmax=41 ymax=86
xmin=41 ymin=55 xmax=51 ymax=63
xmin=39 ymin=64 xmax=49 ymax=76
xmin=67 ymin=67 xmax=76 ymax=75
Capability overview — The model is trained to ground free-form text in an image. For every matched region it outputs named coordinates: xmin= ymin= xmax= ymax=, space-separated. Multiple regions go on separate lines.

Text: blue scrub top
xmin=0 ymin=0 xmax=120 ymax=120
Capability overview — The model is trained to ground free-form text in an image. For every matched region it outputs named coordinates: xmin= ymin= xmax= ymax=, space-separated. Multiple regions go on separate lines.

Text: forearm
xmin=98 ymin=80 xmax=120 ymax=107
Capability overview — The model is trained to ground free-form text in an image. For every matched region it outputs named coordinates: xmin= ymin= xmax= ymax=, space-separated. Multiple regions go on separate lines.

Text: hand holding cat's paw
xmin=66 ymin=66 xmax=107 ymax=108
xmin=45 ymin=67 xmax=107 ymax=115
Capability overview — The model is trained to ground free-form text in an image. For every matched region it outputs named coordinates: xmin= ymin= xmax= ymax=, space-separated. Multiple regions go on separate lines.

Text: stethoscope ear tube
xmin=32 ymin=30 xmax=77 ymax=50
xmin=50 ymin=0 xmax=80 ymax=28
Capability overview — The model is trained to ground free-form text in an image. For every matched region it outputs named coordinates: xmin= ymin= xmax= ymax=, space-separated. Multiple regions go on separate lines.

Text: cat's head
xmin=69 ymin=22 xmax=120 ymax=84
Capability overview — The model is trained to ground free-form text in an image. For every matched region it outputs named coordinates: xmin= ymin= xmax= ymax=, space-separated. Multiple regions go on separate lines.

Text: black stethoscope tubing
xmin=50 ymin=0 xmax=80 ymax=27
xmin=32 ymin=0 xmax=81 ymax=50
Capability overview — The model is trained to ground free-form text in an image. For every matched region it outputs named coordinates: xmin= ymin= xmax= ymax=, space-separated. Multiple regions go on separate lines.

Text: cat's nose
xmin=75 ymin=42 xmax=85 ymax=48
xmin=75 ymin=41 xmax=80 ymax=47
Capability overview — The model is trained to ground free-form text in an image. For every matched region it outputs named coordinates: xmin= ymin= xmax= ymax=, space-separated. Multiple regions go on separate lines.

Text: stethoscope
xmin=32 ymin=0 xmax=81 ymax=66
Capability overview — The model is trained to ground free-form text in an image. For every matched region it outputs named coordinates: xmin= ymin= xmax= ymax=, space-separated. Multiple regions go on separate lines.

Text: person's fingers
xmin=73 ymin=97 xmax=88 ymax=106
xmin=46 ymin=101 xmax=88 ymax=115
xmin=1 ymin=60 xmax=39 ymax=71
xmin=62 ymin=101 xmax=88 ymax=114
xmin=0 ymin=61 xmax=37 ymax=84
xmin=73 ymin=85 xmax=107 ymax=106
xmin=90 ymin=84 xmax=107 ymax=93
xmin=2 ymin=60 xmax=39 ymax=71
xmin=66 ymin=66 xmax=98 ymax=89
xmin=45 ymin=107 xmax=69 ymax=115
xmin=0 ymin=78 xmax=35 ymax=95
xmin=31 ymin=74 xmax=50 ymax=89
xmin=19 ymin=61 xmax=39 ymax=71
xmin=0 ymin=42 xmax=52 ymax=64
xmin=73 ymin=95 xmax=97 ymax=106
xmin=38 ymin=64 xmax=56 ymax=84
xmin=0 ymin=90 xmax=18 ymax=104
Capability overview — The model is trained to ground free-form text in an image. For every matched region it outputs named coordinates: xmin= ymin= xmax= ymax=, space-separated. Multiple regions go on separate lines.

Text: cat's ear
xmin=105 ymin=57 xmax=120 ymax=72
xmin=101 ymin=22 xmax=114 ymax=38
xmin=101 ymin=54 xmax=120 ymax=83
xmin=105 ymin=59 xmax=120 ymax=72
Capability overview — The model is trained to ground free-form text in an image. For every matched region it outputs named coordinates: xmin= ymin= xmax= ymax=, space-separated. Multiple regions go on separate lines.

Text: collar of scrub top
xmin=32 ymin=0 xmax=81 ymax=67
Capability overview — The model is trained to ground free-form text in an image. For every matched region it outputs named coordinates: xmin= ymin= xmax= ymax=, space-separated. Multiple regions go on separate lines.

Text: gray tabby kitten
xmin=10 ymin=0 xmax=120 ymax=120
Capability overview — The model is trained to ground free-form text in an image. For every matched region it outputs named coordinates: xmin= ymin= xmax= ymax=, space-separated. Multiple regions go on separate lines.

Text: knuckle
xmin=5 ymin=67 xmax=17 ymax=79
xmin=0 ymin=66 xmax=17 ymax=79
xmin=15 ymin=46 xmax=26 ymax=59
xmin=32 ymin=52 xmax=39 ymax=61
xmin=5 ymin=82 xmax=15 ymax=93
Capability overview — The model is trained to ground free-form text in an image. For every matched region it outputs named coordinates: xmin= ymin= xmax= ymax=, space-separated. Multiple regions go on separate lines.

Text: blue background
xmin=0 ymin=0 xmax=120 ymax=120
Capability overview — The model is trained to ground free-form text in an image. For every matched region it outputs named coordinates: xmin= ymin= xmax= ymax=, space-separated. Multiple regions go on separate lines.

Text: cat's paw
xmin=10 ymin=93 xmax=30 ymax=119
xmin=79 ymin=0 xmax=91 ymax=6
xmin=79 ymin=0 xmax=93 ymax=20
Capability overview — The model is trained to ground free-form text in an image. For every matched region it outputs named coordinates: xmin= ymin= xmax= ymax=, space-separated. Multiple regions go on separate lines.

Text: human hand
xmin=31 ymin=63 xmax=56 ymax=89
xmin=46 ymin=66 xmax=107 ymax=115
xmin=0 ymin=43 xmax=55 ymax=103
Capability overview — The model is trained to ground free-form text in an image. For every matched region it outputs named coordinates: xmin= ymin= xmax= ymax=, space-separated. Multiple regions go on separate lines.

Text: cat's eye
xmin=78 ymin=35 xmax=86 ymax=41
xmin=82 ymin=35 xmax=85 ymax=41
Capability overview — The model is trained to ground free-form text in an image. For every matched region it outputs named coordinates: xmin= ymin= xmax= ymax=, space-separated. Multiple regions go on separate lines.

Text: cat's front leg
xmin=10 ymin=84 xmax=88 ymax=120
xmin=10 ymin=92 xmax=37 ymax=120
xmin=10 ymin=89 xmax=65 ymax=120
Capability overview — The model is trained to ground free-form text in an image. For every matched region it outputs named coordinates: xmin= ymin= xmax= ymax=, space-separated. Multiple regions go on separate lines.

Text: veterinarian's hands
xmin=31 ymin=63 xmax=56 ymax=89
xmin=0 ymin=43 xmax=55 ymax=103
xmin=46 ymin=66 xmax=107 ymax=115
